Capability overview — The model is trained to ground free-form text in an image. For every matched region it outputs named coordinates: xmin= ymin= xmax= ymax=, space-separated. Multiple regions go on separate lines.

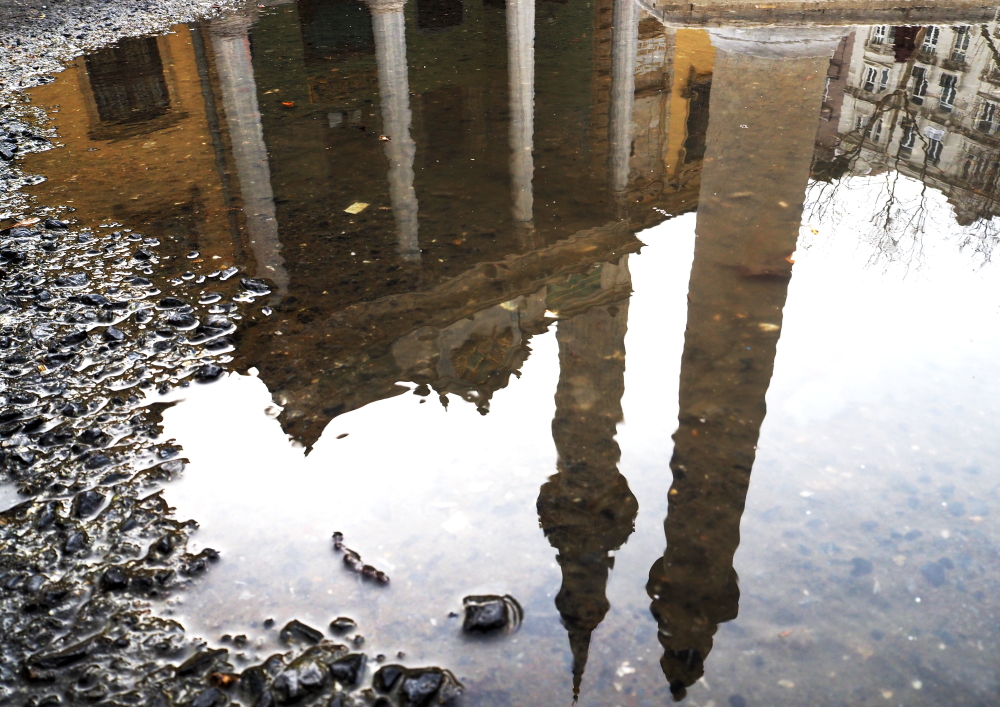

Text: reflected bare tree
xmin=807 ymin=23 xmax=1000 ymax=267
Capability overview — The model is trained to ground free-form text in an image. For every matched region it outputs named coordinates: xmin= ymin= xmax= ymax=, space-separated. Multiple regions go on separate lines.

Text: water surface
xmin=16 ymin=5 xmax=1000 ymax=706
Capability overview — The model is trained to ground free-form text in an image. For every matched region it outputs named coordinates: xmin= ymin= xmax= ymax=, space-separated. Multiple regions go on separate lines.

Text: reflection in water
xmin=17 ymin=3 xmax=1000 ymax=705
xmin=209 ymin=13 xmax=290 ymax=291
xmin=537 ymin=261 xmax=637 ymax=700
xmin=647 ymin=27 xmax=845 ymax=700
xmin=507 ymin=0 xmax=535 ymax=232
xmin=608 ymin=0 xmax=638 ymax=206
xmin=84 ymin=36 xmax=172 ymax=128
xmin=367 ymin=0 xmax=421 ymax=261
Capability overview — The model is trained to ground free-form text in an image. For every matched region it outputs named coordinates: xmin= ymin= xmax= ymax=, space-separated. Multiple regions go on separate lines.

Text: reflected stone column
xmin=608 ymin=0 xmax=638 ymax=206
xmin=507 ymin=0 xmax=535 ymax=240
xmin=367 ymin=0 xmax=420 ymax=262
xmin=209 ymin=14 xmax=289 ymax=294
xmin=646 ymin=28 xmax=846 ymax=701
xmin=537 ymin=260 xmax=637 ymax=702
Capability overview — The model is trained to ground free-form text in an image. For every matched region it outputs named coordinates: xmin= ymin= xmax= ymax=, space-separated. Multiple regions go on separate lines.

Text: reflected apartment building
xmin=833 ymin=19 xmax=1000 ymax=224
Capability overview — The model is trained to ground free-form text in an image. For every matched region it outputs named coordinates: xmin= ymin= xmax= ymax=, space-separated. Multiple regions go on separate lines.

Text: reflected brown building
xmin=536 ymin=259 xmax=637 ymax=700
xmin=646 ymin=27 xmax=844 ymax=700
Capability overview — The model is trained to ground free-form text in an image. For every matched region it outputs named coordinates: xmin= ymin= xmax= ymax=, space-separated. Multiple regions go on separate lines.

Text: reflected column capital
xmin=207 ymin=12 xmax=256 ymax=37
xmin=708 ymin=27 xmax=849 ymax=58
xmin=365 ymin=0 xmax=408 ymax=14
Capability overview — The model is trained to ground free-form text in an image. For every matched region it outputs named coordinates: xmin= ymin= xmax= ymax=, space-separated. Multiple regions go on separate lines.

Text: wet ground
xmin=3 ymin=3 xmax=1000 ymax=707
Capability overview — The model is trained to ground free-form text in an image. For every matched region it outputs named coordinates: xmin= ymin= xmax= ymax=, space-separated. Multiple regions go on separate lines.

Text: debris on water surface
xmin=332 ymin=531 xmax=390 ymax=584
xmin=344 ymin=202 xmax=369 ymax=214
xmin=461 ymin=594 xmax=523 ymax=633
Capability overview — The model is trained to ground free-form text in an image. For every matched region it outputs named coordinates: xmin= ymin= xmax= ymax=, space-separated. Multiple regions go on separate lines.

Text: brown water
xmin=18 ymin=5 xmax=1000 ymax=706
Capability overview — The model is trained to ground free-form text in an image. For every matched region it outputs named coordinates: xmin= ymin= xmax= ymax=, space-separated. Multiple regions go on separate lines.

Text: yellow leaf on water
xmin=344 ymin=202 xmax=369 ymax=214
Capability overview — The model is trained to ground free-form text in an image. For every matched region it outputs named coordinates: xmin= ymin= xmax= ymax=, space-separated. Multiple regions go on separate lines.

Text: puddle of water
xmin=11 ymin=3 xmax=1000 ymax=706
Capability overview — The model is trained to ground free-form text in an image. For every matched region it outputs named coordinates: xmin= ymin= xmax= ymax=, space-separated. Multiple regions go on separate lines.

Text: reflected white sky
xmin=159 ymin=174 xmax=1000 ymax=705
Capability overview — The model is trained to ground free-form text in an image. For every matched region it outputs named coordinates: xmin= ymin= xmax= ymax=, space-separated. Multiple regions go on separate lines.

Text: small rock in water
xmin=53 ymin=273 xmax=88 ymax=287
xmin=462 ymin=595 xmax=523 ymax=633
xmin=100 ymin=566 xmax=129 ymax=592
xmin=329 ymin=653 xmax=366 ymax=686
xmin=103 ymin=327 xmax=125 ymax=342
xmin=272 ymin=651 xmax=332 ymax=703
xmin=279 ymin=619 xmax=324 ymax=645
xmin=219 ymin=266 xmax=239 ymax=281
xmin=158 ymin=297 xmax=186 ymax=309
xmin=240 ymin=278 xmax=271 ymax=294
xmin=921 ymin=560 xmax=947 ymax=587
xmin=850 ymin=557 xmax=873 ymax=577
xmin=329 ymin=617 xmax=357 ymax=634
xmin=43 ymin=219 xmax=68 ymax=230
xmin=194 ymin=364 xmax=223 ymax=383
xmin=72 ymin=489 xmax=106 ymax=518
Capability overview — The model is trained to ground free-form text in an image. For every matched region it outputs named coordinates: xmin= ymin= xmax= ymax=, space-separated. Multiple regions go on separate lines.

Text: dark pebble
xmin=72 ymin=489 xmax=106 ymax=518
xmin=462 ymin=595 xmax=510 ymax=632
xmin=373 ymin=665 xmax=404 ymax=693
xmin=195 ymin=364 xmax=223 ymax=382
xmin=850 ymin=557 xmax=873 ymax=577
xmin=166 ymin=313 xmax=197 ymax=328
xmin=240 ymin=278 xmax=271 ymax=293
xmin=158 ymin=297 xmax=186 ymax=309
xmin=329 ymin=617 xmax=357 ymax=634
xmin=127 ymin=276 xmax=151 ymax=286
xmin=921 ymin=561 xmax=947 ymax=587
xmin=53 ymin=273 xmax=88 ymax=287
xmin=70 ymin=293 xmax=108 ymax=307
xmin=279 ymin=619 xmax=323 ymax=644
xmin=190 ymin=687 xmax=226 ymax=707
xmin=43 ymin=219 xmax=68 ymax=229
xmin=400 ymin=670 xmax=444 ymax=707
xmin=329 ymin=653 xmax=366 ymax=686
xmin=0 ymin=141 xmax=15 ymax=161
xmin=133 ymin=249 xmax=153 ymax=261
xmin=272 ymin=657 xmax=328 ymax=703
xmin=103 ymin=327 xmax=125 ymax=342
xmin=100 ymin=566 xmax=129 ymax=592
xmin=85 ymin=454 xmax=111 ymax=470
xmin=64 ymin=531 xmax=88 ymax=554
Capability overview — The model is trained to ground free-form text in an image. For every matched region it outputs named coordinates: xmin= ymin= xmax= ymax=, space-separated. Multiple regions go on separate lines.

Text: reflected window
xmin=297 ymin=0 xmax=374 ymax=65
xmin=871 ymin=118 xmax=883 ymax=143
xmin=899 ymin=118 xmax=916 ymax=158
xmin=870 ymin=25 xmax=887 ymax=45
xmin=682 ymin=78 xmax=711 ymax=164
xmin=951 ymin=25 xmax=970 ymax=63
xmin=922 ymin=26 xmax=940 ymax=54
xmin=862 ymin=65 xmax=888 ymax=93
xmin=910 ymin=66 xmax=928 ymax=104
xmin=978 ymin=101 xmax=998 ymax=133
xmin=417 ymin=0 xmax=463 ymax=30
xmin=924 ymin=127 xmax=945 ymax=165
xmin=84 ymin=37 xmax=170 ymax=125
xmin=939 ymin=73 xmax=958 ymax=112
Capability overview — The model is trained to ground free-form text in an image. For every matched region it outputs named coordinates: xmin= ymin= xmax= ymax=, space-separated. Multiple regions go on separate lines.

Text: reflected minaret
xmin=537 ymin=260 xmax=638 ymax=702
xmin=646 ymin=28 xmax=846 ymax=700
xmin=507 ymin=0 xmax=535 ymax=243
xmin=209 ymin=14 xmax=289 ymax=294
xmin=367 ymin=0 xmax=420 ymax=262
xmin=607 ymin=0 xmax=638 ymax=209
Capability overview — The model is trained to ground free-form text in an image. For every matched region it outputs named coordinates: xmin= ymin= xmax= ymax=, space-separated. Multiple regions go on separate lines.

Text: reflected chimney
xmin=537 ymin=260 xmax=637 ymax=702
xmin=647 ymin=27 xmax=847 ymax=701
xmin=208 ymin=13 xmax=289 ymax=294
xmin=507 ymin=0 xmax=536 ymax=244
xmin=367 ymin=0 xmax=421 ymax=262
